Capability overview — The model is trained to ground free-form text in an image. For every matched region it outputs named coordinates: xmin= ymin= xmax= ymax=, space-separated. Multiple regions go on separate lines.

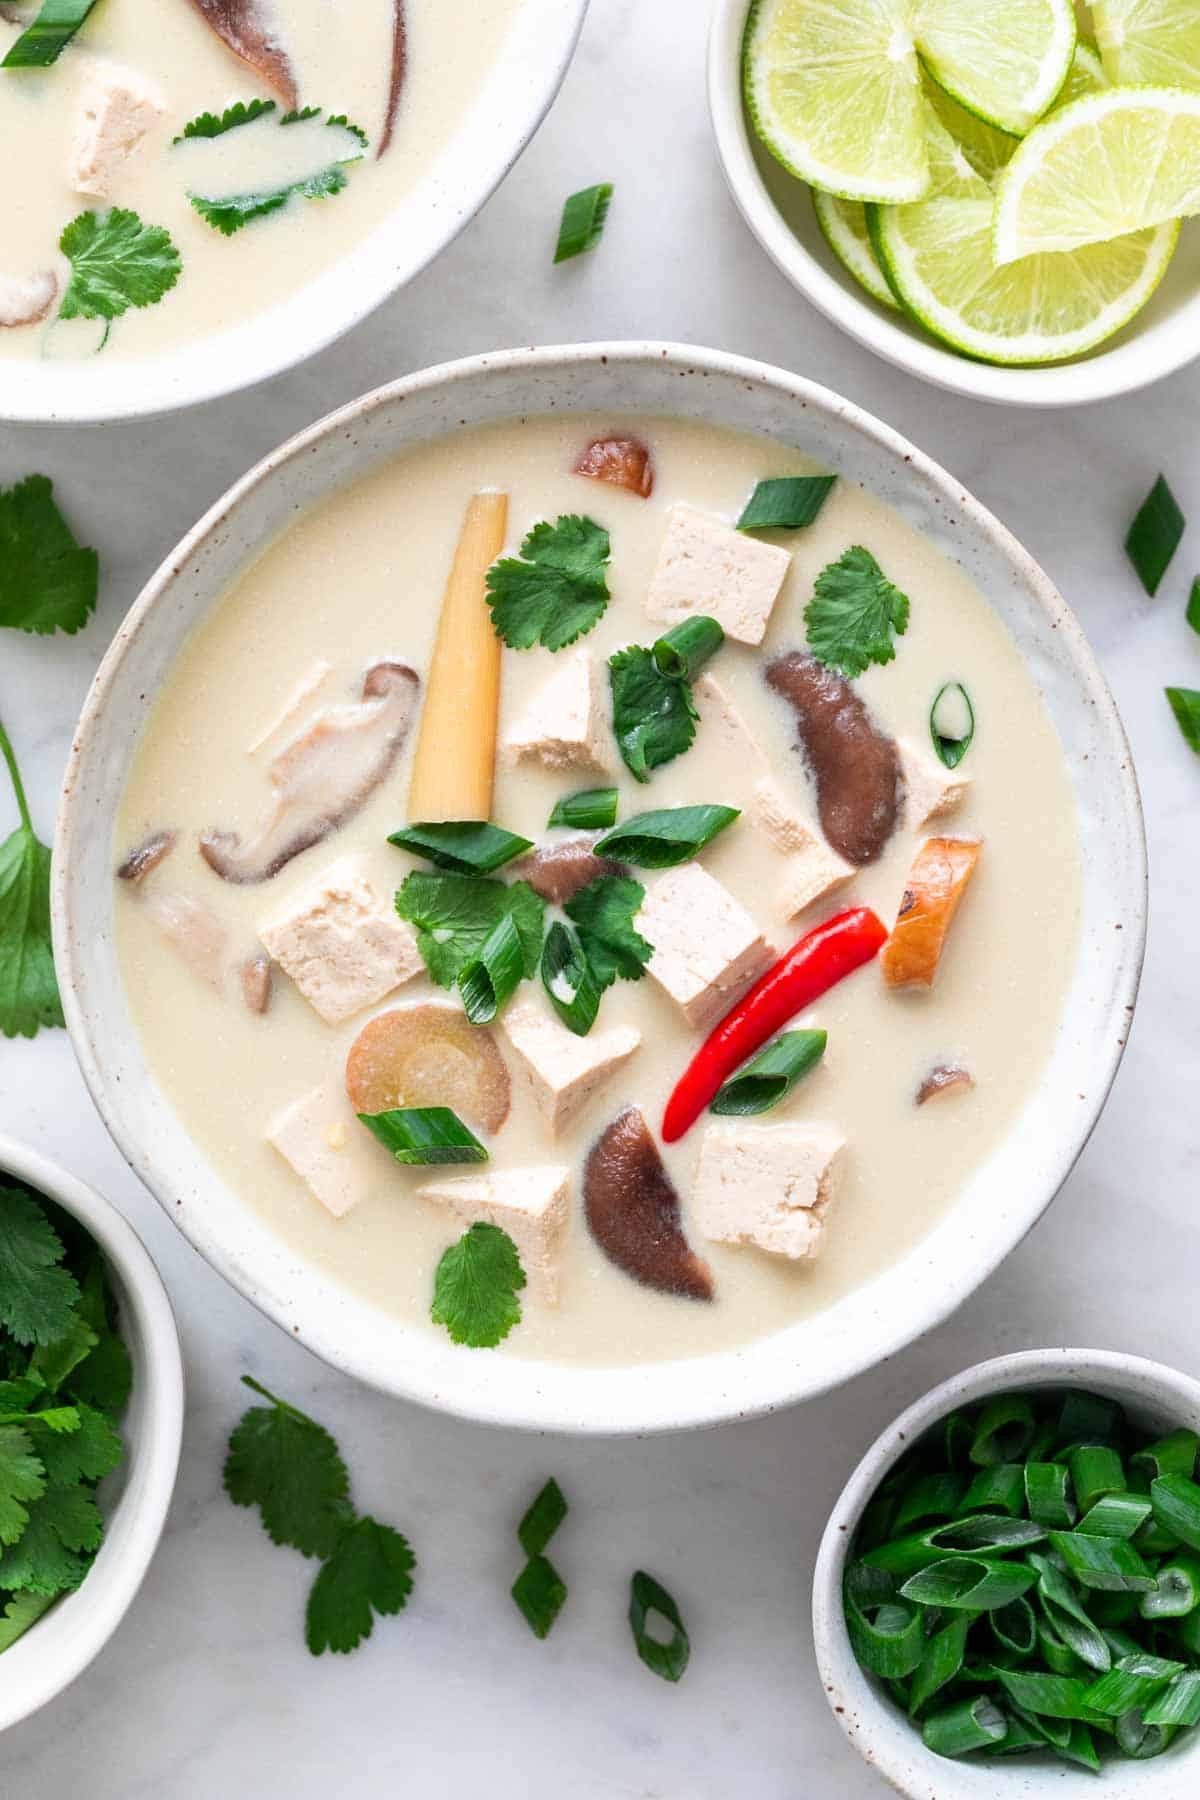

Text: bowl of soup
xmin=53 ymin=342 xmax=1146 ymax=1432
xmin=0 ymin=0 xmax=588 ymax=423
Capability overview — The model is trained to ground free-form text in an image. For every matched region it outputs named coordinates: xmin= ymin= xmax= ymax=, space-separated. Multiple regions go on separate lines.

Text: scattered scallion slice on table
xmin=930 ymin=683 xmax=974 ymax=770
xmin=629 ymin=1570 xmax=690 ymax=1682
xmin=1 ymin=0 xmax=101 ymax=67
xmin=709 ymin=1029 xmax=826 ymax=1117
xmin=553 ymin=183 xmax=613 ymax=263
xmin=547 ymin=788 xmax=617 ymax=831
xmin=593 ymin=805 xmax=739 ymax=869
xmin=511 ymin=1478 xmax=568 ymax=1640
xmin=387 ymin=821 xmax=532 ymax=874
xmin=736 ymin=475 xmax=836 ymax=532
xmin=1188 ymin=580 xmax=1200 ymax=637
xmin=1166 ymin=688 xmax=1200 ymax=754
xmin=358 ymin=1107 xmax=488 ymax=1166
xmin=1126 ymin=474 xmax=1186 ymax=597
xmin=650 ymin=616 xmax=724 ymax=681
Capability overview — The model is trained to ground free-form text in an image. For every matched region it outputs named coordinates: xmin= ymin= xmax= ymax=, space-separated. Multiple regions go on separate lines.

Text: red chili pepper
xmin=660 ymin=906 xmax=888 ymax=1143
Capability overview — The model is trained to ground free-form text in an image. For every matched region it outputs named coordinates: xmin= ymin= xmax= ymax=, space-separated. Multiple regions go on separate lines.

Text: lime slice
xmin=916 ymin=0 xmax=1077 ymax=134
xmin=871 ymin=112 xmax=1179 ymax=363
xmin=1093 ymin=0 xmax=1200 ymax=89
xmin=925 ymin=44 xmax=1105 ymax=181
xmin=813 ymin=190 xmax=900 ymax=307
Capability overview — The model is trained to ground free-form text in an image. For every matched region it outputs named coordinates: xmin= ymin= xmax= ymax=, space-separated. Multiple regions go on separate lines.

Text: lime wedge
xmin=925 ymin=44 xmax=1105 ymax=181
xmin=916 ymin=0 xmax=1077 ymax=133
xmin=1093 ymin=0 xmax=1200 ymax=89
xmin=871 ymin=111 xmax=1179 ymax=363
xmin=993 ymin=87 xmax=1200 ymax=261
xmin=813 ymin=190 xmax=900 ymax=307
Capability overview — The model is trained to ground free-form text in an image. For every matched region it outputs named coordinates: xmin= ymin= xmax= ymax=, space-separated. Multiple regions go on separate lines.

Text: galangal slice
xmin=883 ymin=837 xmax=982 ymax=990
xmin=346 ymin=1002 xmax=511 ymax=1135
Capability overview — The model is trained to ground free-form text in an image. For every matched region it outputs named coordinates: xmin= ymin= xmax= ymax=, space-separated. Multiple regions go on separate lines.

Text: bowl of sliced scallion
xmin=814 ymin=1350 xmax=1200 ymax=1792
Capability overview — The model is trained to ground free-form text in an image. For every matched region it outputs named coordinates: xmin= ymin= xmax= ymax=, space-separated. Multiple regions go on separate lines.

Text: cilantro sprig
xmin=486 ymin=515 xmax=611 ymax=651
xmin=804 ymin=545 xmax=910 ymax=679
xmin=0 ymin=475 xmax=98 ymax=638
xmin=563 ymin=874 xmax=650 ymax=990
xmin=608 ymin=643 xmax=698 ymax=782
xmin=176 ymin=102 xmax=369 ymax=236
xmin=0 ymin=716 xmax=63 ymax=1040
xmin=58 ymin=208 xmax=182 ymax=333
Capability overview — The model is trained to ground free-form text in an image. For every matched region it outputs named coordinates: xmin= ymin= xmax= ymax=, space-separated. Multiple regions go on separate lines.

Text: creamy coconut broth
xmin=0 ymin=0 xmax=519 ymax=359
xmin=114 ymin=415 xmax=1081 ymax=1365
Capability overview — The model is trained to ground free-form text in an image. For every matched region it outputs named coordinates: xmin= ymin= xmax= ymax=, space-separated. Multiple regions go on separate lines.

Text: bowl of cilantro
xmin=0 ymin=1133 xmax=183 ymax=1732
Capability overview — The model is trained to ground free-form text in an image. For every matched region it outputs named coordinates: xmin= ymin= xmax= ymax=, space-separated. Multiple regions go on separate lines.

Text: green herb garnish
xmin=1126 ymin=474 xmax=1185 ymax=596
xmin=430 ymin=1222 xmax=526 ymax=1349
xmin=305 ymin=1516 xmax=416 ymax=1655
xmin=540 ymin=920 xmax=602 ymax=1037
xmin=1188 ymin=579 xmax=1200 ymax=637
xmin=650 ymin=616 xmax=724 ymax=681
xmin=553 ymin=182 xmax=613 ymax=263
xmin=737 ymin=475 xmax=836 ymax=532
xmin=930 ymin=681 xmax=975 ymax=770
xmin=629 ymin=1570 xmax=690 ymax=1682
xmin=1 ymin=0 xmax=101 ymax=67
xmin=805 ymin=545 xmax=910 ymax=679
xmin=709 ymin=1029 xmax=827 ymax=1117
xmin=359 ymin=1107 xmax=488 ymax=1166
xmin=0 ymin=476 xmax=98 ymax=638
xmin=1166 ymin=687 xmax=1200 ymax=754
xmin=458 ymin=912 xmax=526 ymax=1024
xmin=58 ymin=208 xmax=182 ymax=335
xmin=608 ymin=643 xmax=698 ymax=782
xmin=387 ymin=821 xmax=532 ymax=874
xmin=395 ymin=871 xmax=545 ymax=992
xmin=563 ymin=874 xmax=650 ymax=989
xmin=518 ymin=1478 xmax=567 ymax=1557
xmin=486 ymin=515 xmax=611 ymax=651
xmin=594 ymin=804 xmax=739 ymax=869
xmin=512 ymin=1479 xmax=568 ymax=1639
xmin=177 ymin=103 xmax=368 ymax=236
xmin=547 ymin=787 xmax=618 ymax=831
xmin=0 ymin=715 xmax=63 ymax=1040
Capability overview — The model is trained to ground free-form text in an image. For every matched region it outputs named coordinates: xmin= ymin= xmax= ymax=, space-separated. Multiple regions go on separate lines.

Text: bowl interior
xmin=1 ymin=0 xmax=587 ymax=425
xmin=54 ymin=343 xmax=1146 ymax=1434
xmin=707 ymin=0 xmax=1200 ymax=407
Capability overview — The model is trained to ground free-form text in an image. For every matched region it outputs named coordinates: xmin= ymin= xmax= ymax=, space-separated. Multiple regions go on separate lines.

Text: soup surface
xmin=0 ymin=0 xmax=519 ymax=361
xmin=114 ymin=413 xmax=1081 ymax=1365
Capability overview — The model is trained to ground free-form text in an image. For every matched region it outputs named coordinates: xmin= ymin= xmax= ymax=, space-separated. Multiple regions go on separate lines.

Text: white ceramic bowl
xmin=54 ymin=341 xmax=1146 ymax=1434
xmin=0 ymin=1134 xmax=183 ymax=1733
xmin=1 ymin=0 xmax=588 ymax=426
xmin=707 ymin=0 xmax=1200 ymax=407
xmin=814 ymin=1349 xmax=1200 ymax=1795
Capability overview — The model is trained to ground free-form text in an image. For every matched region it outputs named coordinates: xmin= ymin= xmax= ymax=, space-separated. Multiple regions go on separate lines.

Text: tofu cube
xmin=692 ymin=673 xmax=770 ymax=780
xmin=636 ymin=864 xmax=773 ymax=1032
xmin=259 ymin=856 xmax=422 ymax=1025
xmin=416 ymin=1167 xmax=570 ymax=1305
xmin=247 ymin=659 xmax=336 ymax=757
xmin=502 ymin=1001 xmax=641 ymax=1136
xmin=501 ymin=648 xmax=611 ymax=773
xmin=69 ymin=61 xmax=165 ymax=200
xmin=751 ymin=778 xmax=854 ymax=919
xmin=267 ymin=1079 xmax=364 ymax=1219
xmin=900 ymin=738 xmax=972 ymax=830
xmin=693 ymin=1122 xmax=846 ymax=1261
xmin=646 ymin=504 xmax=791 ymax=646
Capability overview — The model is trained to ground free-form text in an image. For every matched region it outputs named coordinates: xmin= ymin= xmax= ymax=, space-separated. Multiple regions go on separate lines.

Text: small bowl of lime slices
xmin=708 ymin=0 xmax=1200 ymax=405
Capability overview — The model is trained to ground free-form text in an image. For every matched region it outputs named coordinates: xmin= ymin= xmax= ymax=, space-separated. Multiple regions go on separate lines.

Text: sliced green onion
xmin=1176 ymin=1607 xmax=1200 ymax=1657
xmin=547 ymin=788 xmax=618 ymax=831
xmin=387 ymin=820 xmax=532 ymax=874
xmin=709 ymin=1029 xmax=827 ymax=1118
xmin=863 ymin=1516 xmax=1038 ymax=1579
xmin=459 ymin=911 xmax=525 ymax=1024
xmin=921 ymin=1695 xmax=1007 ymax=1757
xmin=1029 ymin=1552 xmax=1112 ymax=1673
xmin=908 ymin=1613 xmax=969 ymax=1716
xmin=990 ymin=1597 xmax=1037 ymax=1660
xmin=994 ymin=1669 xmax=1097 ymax=1720
xmin=629 ymin=1570 xmax=689 ymax=1682
xmin=987 ymin=1709 xmax=1046 ymax=1755
xmin=1083 ymin=1653 xmax=1182 ymax=1716
xmin=1126 ymin=474 xmax=1185 ymax=596
xmin=901 ymin=1556 xmax=1036 ymax=1612
xmin=553 ymin=183 xmax=612 ymax=263
xmin=969 ymin=1395 xmax=1036 ymax=1467
xmin=1166 ymin=687 xmax=1200 ymax=754
xmin=1100 ymin=1615 xmax=1142 ymax=1649
xmin=511 ymin=1555 xmax=567 ymax=1640
xmin=1145 ymin=1669 xmax=1200 ymax=1727
xmin=1152 ymin=1473 xmax=1200 ymax=1550
xmin=1131 ymin=1428 xmax=1199 ymax=1485
xmin=1057 ymin=1390 xmax=1124 ymax=1449
xmin=650 ymin=616 xmax=724 ymax=681
xmin=1115 ymin=1707 xmax=1173 ymax=1758
xmin=1140 ymin=1554 xmax=1200 ymax=1620
xmin=1037 ymin=1618 xmax=1086 ymax=1678
xmin=518 ymin=1478 xmax=567 ymax=1558
xmin=929 ymin=682 xmax=975 ymax=770
xmin=358 ymin=1106 xmax=488 ymax=1165
xmin=962 ymin=1464 xmax=1024 ymax=1517
xmin=1057 ymin=1722 xmax=1101 ymax=1771
xmin=1069 ymin=1443 xmax=1125 ymax=1514
xmin=736 ymin=475 xmax=836 ymax=533
xmin=540 ymin=921 xmax=601 ymax=1038
xmin=594 ymin=804 xmax=739 ymax=869
xmin=1048 ymin=1529 xmax=1157 ymax=1593
xmin=891 ymin=1472 xmax=966 ymax=1534
xmin=1078 ymin=1493 xmax=1153 ymax=1540
xmin=1135 ymin=1511 xmax=1182 ymax=1555
xmin=1025 ymin=1462 xmax=1077 ymax=1529
xmin=1 ymin=0 xmax=100 ymax=66
xmin=844 ymin=1562 xmax=924 ymax=1679
xmin=1188 ymin=578 xmax=1200 ymax=638
xmin=943 ymin=1412 xmax=973 ymax=1467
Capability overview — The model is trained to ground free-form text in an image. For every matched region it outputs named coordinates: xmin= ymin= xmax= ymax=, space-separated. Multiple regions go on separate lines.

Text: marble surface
xmin=2 ymin=2 xmax=1198 ymax=1793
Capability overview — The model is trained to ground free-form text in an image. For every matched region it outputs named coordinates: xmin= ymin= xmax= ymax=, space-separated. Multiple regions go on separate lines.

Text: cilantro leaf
xmin=564 ymin=875 xmax=650 ymax=989
xmin=0 ymin=1590 xmax=54 ymax=1653
xmin=30 ymin=1313 xmax=98 ymax=1393
xmin=58 ymin=208 xmax=182 ymax=325
xmin=486 ymin=515 xmax=611 ymax=650
xmin=431 ymin=1223 xmax=525 ymax=1349
xmin=67 ymin=1326 xmax=133 ymax=1415
xmin=0 ymin=476 xmax=98 ymax=637
xmin=176 ymin=98 xmax=277 ymax=140
xmin=305 ymin=1515 xmax=415 ymax=1655
xmin=224 ymin=1376 xmax=350 ymax=1560
xmin=178 ymin=105 xmax=369 ymax=236
xmin=36 ymin=1401 xmax=121 ymax=1486
xmin=804 ymin=545 xmax=910 ymax=679
xmin=395 ymin=873 xmax=545 ymax=990
xmin=608 ymin=645 xmax=697 ymax=782
xmin=0 ymin=1187 xmax=79 ymax=1346
xmin=0 ymin=1484 xmax=90 ymax=1594
xmin=0 ymin=1424 xmax=46 ymax=1548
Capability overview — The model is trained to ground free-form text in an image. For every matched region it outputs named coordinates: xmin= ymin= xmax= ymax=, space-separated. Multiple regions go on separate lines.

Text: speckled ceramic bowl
xmin=53 ymin=343 xmax=1146 ymax=1433
xmin=813 ymin=1350 xmax=1200 ymax=1795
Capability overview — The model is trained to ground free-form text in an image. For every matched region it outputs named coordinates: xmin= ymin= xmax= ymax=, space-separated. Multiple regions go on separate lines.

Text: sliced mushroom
xmin=573 ymin=436 xmax=654 ymax=498
xmin=765 ymin=653 xmax=901 ymax=865
xmin=584 ymin=1106 xmax=713 ymax=1301
xmin=917 ymin=1064 xmax=975 ymax=1106
xmin=184 ymin=0 xmax=297 ymax=107
xmin=345 ymin=1003 xmax=510 ymax=1135
xmin=142 ymin=890 xmax=228 ymax=990
xmin=116 ymin=829 xmax=176 ymax=884
xmin=513 ymin=836 xmax=626 ymax=906
xmin=200 ymin=661 xmax=420 ymax=884
xmin=378 ymin=0 xmax=407 ymax=157
xmin=0 ymin=271 xmax=57 ymax=330
xmin=240 ymin=952 xmax=273 ymax=1016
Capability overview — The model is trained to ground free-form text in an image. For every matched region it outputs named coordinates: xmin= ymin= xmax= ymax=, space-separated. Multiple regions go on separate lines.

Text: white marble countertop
xmin=2 ymin=2 xmax=1198 ymax=1793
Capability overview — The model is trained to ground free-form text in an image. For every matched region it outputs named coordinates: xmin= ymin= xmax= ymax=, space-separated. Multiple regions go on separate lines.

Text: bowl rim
xmin=706 ymin=0 xmax=1200 ymax=409
xmin=812 ymin=1349 xmax=1200 ymax=1794
xmin=53 ymin=339 xmax=1147 ymax=1435
xmin=0 ymin=0 xmax=589 ymax=426
xmin=0 ymin=1131 xmax=184 ymax=1734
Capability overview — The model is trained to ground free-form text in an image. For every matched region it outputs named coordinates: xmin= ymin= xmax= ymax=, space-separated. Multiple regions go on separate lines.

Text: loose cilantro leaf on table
xmin=0 ymin=718 xmax=63 ymax=1040
xmin=224 ymin=1375 xmax=350 ymax=1560
xmin=305 ymin=1516 xmax=415 ymax=1655
xmin=431 ymin=1222 xmax=526 ymax=1349
xmin=58 ymin=208 xmax=182 ymax=328
xmin=395 ymin=871 xmax=545 ymax=991
xmin=0 ymin=476 xmax=98 ymax=637
xmin=608 ymin=644 xmax=698 ymax=782
xmin=487 ymin=515 xmax=611 ymax=650
xmin=176 ymin=102 xmax=369 ymax=236
xmin=564 ymin=874 xmax=650 ymax=990
xmin=805 ymin=544 xmax=910 ymax=679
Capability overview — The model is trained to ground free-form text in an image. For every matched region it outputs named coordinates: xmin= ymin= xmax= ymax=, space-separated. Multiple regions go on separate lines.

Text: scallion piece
xmin=387 ymin=820 xmax=532 ymax=874
xmin=459 ymin=911 xmax=525 ymax=1023
xmin=1025 ymin=1462 xmax=1077 ymax=1529
xmin=1069 ymin=1443 xmax=1125 ymax=1514
xmin=1140 ymin=1554 xmax=1200 ymax=1620
xmin=990 ymin=1596 xmax=1037 ymax=1659
xmin=1029 ymin=1552 xmax=1112 ymax=1672
xmin=844 ymin=1561 xmax=924 ymax=1679
xmin=1166 ymin=687 xmax=1200 ymax=755
xmin=1153 ymin=1473 xmax=1200 ymax=1550
xmin=518 ymin=1478 xmax=567 ymax=1558
xmin=1 ymin=0 xmax=100 ymax=66
xmin=709 ymin=1029 xmax=827 ymax=1118
xmin=1115 ymin=1707 xmax=1173 ymax=1759
xmin=987 ymin=1709 xmax=1045 ymax=1755
xmin=943 ymin=1412 xmax=973 ymax=1467
xmin=736 ymin=475 xmax=836 ymax=533
xmin=539 ymin=921 xmax=601 ymax=1038
xmin=1048 ymin=1529 xmax=1157 ymax=1594
xmin=891 ymin=1472 xmax=966 ymax=1534
xmin=901 ymin=1556 xmax=1037 ymax=1612
xmin=929 ymin=682 xmax=975 ymax=771
xmin=1131 ymin=1428 xmax=1199 ymax=1485
xmin=359 ymin=1106 xmax=488 ymax=1165
xmin=921 ymin=1695 xmax=1007 ymax=1757
xmin=650 ymin=616 xmax=724 ymax=681
xmin=1057 ymin=1389 xmax=1125 ymax=1449
xmin=1083 ymin=1654 xmax=1182 ymax=1717
xmin=1078 ymin=1493 xmax=1153 ymax=1540
xmin=593 ymin=804 xmax=739 ymax=869
xmin=994 ymin=1669 xmax=1097 ymax=1720
xmin=547 ymin=788 xmax=618 ymax=831
xmin=969 ymin=1395 xmax=1036 ymax=1467
xmin=1126 ymin=474 xmax=1185 ymax=596
xmin=1176 ymin=1607 xmax=1200 ymax=1657
xmin=511 ymin=1555 xmax=567 ymax=1640
xmin=629 ymin=1570 xmax=689 ymax=1682
xmin=908 ymin=1613 xmax=970 ymax=1715
xmin=1057 ymin=1721 xmax=1102 ymax=1770
xmin=962 ymin=1464 xmax=1024 ymax=1517
xmin=553 ymin=183 xmax=612 ymax=263
xmin=1188 ymin=579 xmax=1200 ymax=638
xmin=1144 ymin=1669 xmax=1200 ymax=1727
xmin=1038 ymin=1618 xmax=1087 ymax=1678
